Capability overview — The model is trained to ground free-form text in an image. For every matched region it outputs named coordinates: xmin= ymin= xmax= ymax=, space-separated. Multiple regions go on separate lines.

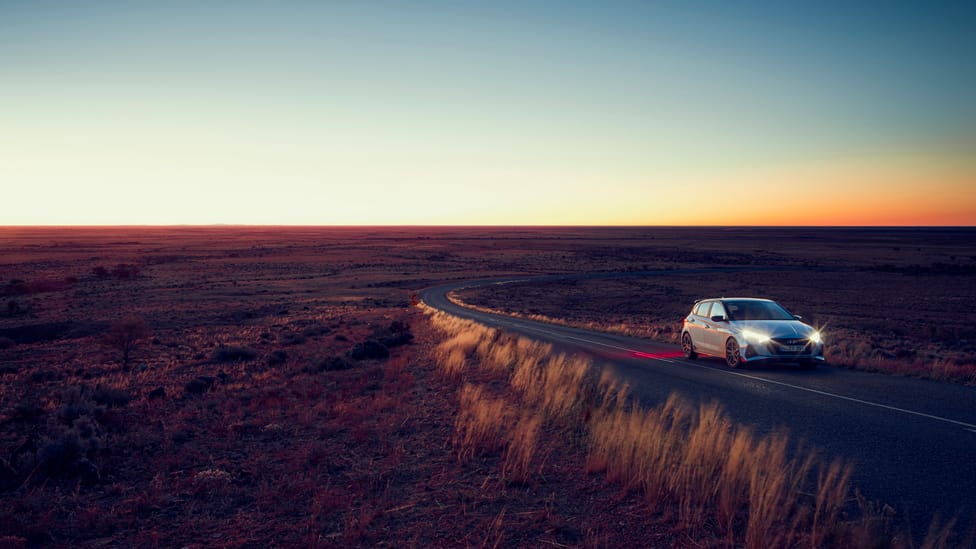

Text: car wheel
xmin=681 ymin=332 xmax=698 ymax=359
xmin=725 ymin=338 xmax=742 ymax=368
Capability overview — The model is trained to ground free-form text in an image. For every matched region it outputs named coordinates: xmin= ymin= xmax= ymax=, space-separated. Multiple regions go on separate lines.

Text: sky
xmin=1 ymin=1 xmax=975 ymax=226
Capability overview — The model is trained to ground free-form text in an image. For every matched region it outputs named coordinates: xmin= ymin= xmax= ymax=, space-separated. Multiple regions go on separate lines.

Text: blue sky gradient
xmin=2 ymin=1 xmax=974 ymax=224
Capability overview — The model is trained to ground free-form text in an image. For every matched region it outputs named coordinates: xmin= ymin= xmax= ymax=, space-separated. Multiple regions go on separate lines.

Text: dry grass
xmin=454 ymin=383 xmax=512 ymax=462
xmin=427 ymin=306 xmax=962 ymax=548
xmin=501 ymin=413 xmax=542 ymax=483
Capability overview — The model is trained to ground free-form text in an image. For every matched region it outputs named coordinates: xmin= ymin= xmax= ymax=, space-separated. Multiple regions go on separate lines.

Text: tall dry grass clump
xmin=586 ymin=395 xmax=853 ymax=548
xmin=502 ymin=413 xmax=543 ymax=483
xmin=454 ymin=384 xmax=512 ymax=462
xmin=511 ymin=352 xmax=592 ymax=423
xmin=428 ymin=311 xmax=496 ymax=380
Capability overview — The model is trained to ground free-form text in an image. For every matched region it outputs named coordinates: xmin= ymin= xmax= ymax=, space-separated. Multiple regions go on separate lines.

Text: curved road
xmin=421 ymin=271 xmax=976 ymax=535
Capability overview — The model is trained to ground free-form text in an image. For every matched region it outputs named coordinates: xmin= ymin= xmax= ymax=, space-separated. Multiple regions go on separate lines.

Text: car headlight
xmin=809 ymin=331 xmax=822 ymax=344
xmin=742 ymin=330 xmax=770 ymax=344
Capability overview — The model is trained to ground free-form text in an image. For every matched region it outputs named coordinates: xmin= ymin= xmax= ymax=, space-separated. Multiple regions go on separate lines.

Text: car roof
xmin=696 ymin=297 xmax=775 ymax=303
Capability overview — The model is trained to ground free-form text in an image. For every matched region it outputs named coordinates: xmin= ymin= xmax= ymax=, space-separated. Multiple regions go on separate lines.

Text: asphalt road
xmin=421 ymin=271 xmax=976 ymax=536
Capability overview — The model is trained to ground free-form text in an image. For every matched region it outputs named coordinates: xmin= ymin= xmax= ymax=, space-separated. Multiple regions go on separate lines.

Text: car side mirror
xmin=793 ymin=315 xmax=802 ymax=320
xmin=711 ymin=315 xmax=726 ymax=322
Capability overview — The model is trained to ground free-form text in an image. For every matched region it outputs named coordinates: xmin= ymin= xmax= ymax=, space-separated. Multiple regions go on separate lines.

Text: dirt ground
xmin=0 ymin=226 xmax=973 ymax=546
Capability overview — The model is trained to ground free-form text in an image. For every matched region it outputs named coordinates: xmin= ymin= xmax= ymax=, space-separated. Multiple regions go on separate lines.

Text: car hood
xmin=731 ymin=320 xmax=815 ymax=339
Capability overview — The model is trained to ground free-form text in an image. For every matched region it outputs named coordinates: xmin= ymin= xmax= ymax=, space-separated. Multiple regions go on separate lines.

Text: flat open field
xmin=1 ymin=226 xmax=973 ymax=546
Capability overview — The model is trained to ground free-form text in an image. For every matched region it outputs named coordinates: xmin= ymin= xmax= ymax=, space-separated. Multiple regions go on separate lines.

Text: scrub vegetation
xmin=0 ymin=226 xmax=971 ymax=546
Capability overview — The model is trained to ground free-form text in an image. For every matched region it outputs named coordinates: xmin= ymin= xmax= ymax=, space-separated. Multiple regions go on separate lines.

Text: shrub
xmin=212 ymin=345 xmax=257 ymax=362
xmin=12 ymin=399 xmax=45 ymax=422
xmin=3 ymin=279 xmax=29 ymax=296
xmin=92 ymin=386 xmax=131 ymax=408
xmin=110 ymin=264 xmax=141 ymax=280
xmin=268 ymin=349 xmax=288 ymax=366
xmin=38 ymin=433 xmax=82 ymax=476
xmin=30 ymin=369 xmax=59 ymax=383
xmin=278 ymin=331 xmax=306 ymax=346
xmin=307 ymin=356 xmax=353 ymax=373
xmin=348 ymin=340 xmax=389 ymax=361
xmin=37 ymin=426 xmax=101 ymax=485
xmin=58 ymin=403 xmax=91 ymax=424
xmin=301 ymin=323 xmax=331 ymax=338
xmin=373 ymin=320 xmax=414 ymax=348
xmin=185 ymin=376 xmax=216 ymax=395
xmin=101 ymin=318 xmax=151 ymax=370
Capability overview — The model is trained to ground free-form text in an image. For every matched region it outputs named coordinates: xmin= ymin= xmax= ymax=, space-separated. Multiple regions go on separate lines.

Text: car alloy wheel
xmin=682 ymin=332 xmax=697 ymax=359
xmin=725 ymin=338 xmax=741 ymax=368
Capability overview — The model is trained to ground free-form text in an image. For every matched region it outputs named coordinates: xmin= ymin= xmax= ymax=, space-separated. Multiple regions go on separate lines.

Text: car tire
xmin=681 ymin=332 xmax=698 ymax=359
xmin=725 ymin=338 xmax=742 ymax=368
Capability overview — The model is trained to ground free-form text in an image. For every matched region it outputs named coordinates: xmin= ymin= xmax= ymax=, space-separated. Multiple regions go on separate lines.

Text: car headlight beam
xmin=809 ymin=331 xmax=822 ymax=344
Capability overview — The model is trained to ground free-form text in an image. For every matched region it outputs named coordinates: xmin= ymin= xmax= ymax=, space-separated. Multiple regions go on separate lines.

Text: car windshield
xmin=724 ymin=300 xmax=794 ymax=321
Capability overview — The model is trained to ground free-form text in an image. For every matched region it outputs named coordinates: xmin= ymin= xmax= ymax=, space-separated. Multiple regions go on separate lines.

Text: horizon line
xmin=2 ymin=224 xmax=974 ymax=230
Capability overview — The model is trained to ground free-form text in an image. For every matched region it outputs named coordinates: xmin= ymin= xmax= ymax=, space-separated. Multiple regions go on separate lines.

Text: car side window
xmin=695 ymin=301 xmax=711 ymax=317
xmin=710 ymin=302 xmax=726 ymax=320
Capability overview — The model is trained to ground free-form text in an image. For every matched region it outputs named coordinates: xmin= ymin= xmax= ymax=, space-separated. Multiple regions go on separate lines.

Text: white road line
xmin=557 ymin=333 xmax=976 ymax=431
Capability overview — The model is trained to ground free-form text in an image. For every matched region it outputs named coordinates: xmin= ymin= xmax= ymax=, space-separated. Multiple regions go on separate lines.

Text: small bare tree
xmin=102 ymin=318 xmax=150 ymax=371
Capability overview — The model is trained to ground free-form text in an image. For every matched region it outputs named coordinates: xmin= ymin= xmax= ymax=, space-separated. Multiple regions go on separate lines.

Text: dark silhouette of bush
xmin=3 ymin=279 xmax=30 ymax=296
xmin=185 ymin=376 xmax=216 ymax=395
xmin=101 ymin=318 xmax=150 ymax=371
xmin=306 ymin=356 xmax=353 ymax=373
xmin=0 ymin=336 xmax=14 ymax=350
xmin=268 ymin=350 xmax=288 ymax=366
xmin=30 ymin=369 xmax=59 ymax=383
xmin=57 ymin=402 xmax=90 ymax=425
xmin=92 ymin=266 xmax=110 ymax=279
xmin=38 ymin=432 xmax=82 ymax=476
xmin=37 ymin=431 xmax=100 ymax=485
xmin=92 ymin=386 xmax=131 ymax=408
xmin=374 ymin=320 xmax=414 ymax=348
xmin=12 ymin=399 xmax=45 ymax=422
xmin=348 ymin=340 xmax=389 ymax=361
xmin=278 ymin=331 xmax=306 ymax=346
xmin=110 ymin=264 xmax=141 ymax=280
xmin=301 ymin=323 xmax=331 ymax=338
xmin=212 ymin=345 xmax=257 ymax=362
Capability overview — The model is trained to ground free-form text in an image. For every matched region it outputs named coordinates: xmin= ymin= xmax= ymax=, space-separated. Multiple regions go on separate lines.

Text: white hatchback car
xmin=681 ymin=298 xmax=824 ymax=368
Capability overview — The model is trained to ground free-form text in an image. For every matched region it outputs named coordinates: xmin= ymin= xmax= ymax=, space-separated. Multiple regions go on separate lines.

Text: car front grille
xmin=771 ymin=337 xmax=811 ymax=354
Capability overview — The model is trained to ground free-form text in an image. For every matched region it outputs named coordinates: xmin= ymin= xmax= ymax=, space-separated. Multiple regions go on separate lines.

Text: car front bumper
xmin=742 ymin=340 xmax=825 ymax=363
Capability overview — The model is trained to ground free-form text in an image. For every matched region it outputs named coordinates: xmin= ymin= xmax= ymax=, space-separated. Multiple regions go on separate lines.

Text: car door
xmin=704 ymin=301 xmax=729 ymax=352
xmin=686 ymin=301 xmax=712 ymax=353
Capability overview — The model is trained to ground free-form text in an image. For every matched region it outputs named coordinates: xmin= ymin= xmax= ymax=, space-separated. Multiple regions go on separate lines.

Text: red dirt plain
xmin=0 ymin=226 xmax=973 ymax=547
